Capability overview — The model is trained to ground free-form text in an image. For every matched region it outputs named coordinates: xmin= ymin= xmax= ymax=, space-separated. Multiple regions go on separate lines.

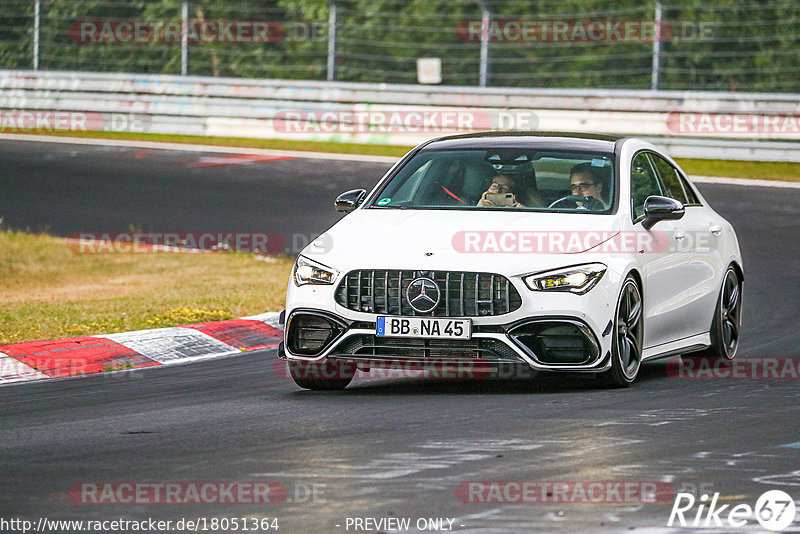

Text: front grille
xmin=335 ymin=270 xmax=522 ymax=317
xmin=329 ymin=334 xmax=524 ymax=361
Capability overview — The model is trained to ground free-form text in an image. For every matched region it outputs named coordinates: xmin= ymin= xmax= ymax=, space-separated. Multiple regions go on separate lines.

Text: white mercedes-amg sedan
xmin=278 ymin=132 xmax=743 ymax=389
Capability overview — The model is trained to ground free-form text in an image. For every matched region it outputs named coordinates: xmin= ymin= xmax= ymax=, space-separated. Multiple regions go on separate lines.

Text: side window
xmin=630 ymin=152 xmax=662 ymax=220
xmin=648 ymin=153 xmax=688 ymax=204
xmin=678 ymin=174 xmax=701 ymax=205
xmin=391 ymin=160 xmax=432 ymax=202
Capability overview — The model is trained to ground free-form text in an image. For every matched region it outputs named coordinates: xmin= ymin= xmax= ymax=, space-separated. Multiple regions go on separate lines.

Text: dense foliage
xmin=1 ymin=0 xmax=798 ymax=92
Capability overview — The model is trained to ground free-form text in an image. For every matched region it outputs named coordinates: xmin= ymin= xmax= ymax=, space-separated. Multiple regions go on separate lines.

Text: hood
xmin=302 ymin=208 xmax=622 ymax=275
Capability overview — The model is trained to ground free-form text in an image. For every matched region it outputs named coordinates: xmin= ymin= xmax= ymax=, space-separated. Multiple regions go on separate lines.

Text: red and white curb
xmin=0 ymin=312 xmax=283 ymax=385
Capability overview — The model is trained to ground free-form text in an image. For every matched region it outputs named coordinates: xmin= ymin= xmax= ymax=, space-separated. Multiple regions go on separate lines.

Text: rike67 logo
xmin=668 ymin=490 xmax=796 ymax=531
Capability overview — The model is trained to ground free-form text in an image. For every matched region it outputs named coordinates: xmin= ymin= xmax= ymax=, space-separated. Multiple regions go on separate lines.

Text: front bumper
xmin=283 ymin=308 xmax=613 ymax=373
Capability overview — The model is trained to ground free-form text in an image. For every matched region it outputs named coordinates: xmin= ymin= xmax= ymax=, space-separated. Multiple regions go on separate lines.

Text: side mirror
xmin=642 ymin=195 xmax=685 ymax=229
xmin=334 ymin=189 xmax=367 ymax=213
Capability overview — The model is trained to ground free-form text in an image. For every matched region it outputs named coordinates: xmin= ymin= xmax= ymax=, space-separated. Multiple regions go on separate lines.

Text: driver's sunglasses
xmin=570 ymin=182 xmax=597 ymax=192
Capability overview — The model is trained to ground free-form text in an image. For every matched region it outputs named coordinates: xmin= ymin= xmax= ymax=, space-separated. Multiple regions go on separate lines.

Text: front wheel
xmin=288 ymin=359 xmax=355 ymax=390
xmin=600 ymin=276 xmax=644 ymax=388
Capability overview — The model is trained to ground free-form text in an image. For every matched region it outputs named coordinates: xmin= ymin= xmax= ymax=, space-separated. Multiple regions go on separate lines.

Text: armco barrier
xmin=1 ymin=70 xmax=799 ymax=161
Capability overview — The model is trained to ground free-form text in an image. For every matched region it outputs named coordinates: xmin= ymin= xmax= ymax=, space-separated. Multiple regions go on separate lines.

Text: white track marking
xmin=100 ymin=327 xmax=239 ymax=364
xmin=691 ymin=175 xmax=800 ymax=189
xmin=0 ymin=351 xmax=48 ymax=383
xmin=3 ymin=133 xmax=797 ymax=187
xmin=242 ymin=312 xmax=283 ymax=330
xmin=0 ymin=133 xmax=400 ymax=163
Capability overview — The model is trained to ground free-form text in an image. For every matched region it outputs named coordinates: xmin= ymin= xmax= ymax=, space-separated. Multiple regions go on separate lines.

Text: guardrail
xmin=1 ymin=70 xmax=798 ymax=161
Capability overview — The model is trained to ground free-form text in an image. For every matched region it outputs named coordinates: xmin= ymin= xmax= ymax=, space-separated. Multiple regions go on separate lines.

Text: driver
xmin=569 ymin=163 xmax=608 ymax=209
xmin=477 ymin=175 xmax=524 ymax=207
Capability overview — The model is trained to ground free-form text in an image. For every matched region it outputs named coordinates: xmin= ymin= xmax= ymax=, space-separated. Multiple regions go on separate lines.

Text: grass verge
xmin=4 ymin=129 xmax=799 ymax=181
xmin=673 ymin=158 xmax=800 ymax=182
xmin=0 ymin=230 xmax=292 ymax=345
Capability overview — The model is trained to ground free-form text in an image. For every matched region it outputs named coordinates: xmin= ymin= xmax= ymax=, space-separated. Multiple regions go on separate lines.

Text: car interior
xmin=377 ymin=149 xmax=614 ymax=210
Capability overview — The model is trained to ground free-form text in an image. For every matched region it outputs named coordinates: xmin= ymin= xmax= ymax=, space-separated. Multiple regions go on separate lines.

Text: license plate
xmin=376 ymin=316 xmax=472 ymax=340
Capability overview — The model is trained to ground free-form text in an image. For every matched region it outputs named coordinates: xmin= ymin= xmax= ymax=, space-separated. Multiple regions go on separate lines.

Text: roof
xmin=420 ymin=131 xmax=624 ymax=152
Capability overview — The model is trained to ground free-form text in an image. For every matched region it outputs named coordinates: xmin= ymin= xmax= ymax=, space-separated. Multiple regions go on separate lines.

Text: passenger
xmin=476 ymin=175 xmax=524 ymax=207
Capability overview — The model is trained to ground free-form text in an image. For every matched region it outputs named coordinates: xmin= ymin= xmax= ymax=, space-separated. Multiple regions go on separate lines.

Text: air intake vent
xmin=509 ymin=321 xmax=599 ymax=365
xmin=330 ymin=334 xmax=524 ymax=361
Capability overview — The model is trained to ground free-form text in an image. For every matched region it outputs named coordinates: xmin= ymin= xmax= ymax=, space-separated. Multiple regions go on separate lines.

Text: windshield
xmin=369 ymin=148 xmax=616 ymax=213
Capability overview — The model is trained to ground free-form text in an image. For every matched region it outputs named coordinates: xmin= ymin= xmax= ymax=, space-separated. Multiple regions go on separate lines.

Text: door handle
xmin=674 ymin=231 xmax=687 ymax=240
xmin=709 ymin=225 xmax=723 ymax=235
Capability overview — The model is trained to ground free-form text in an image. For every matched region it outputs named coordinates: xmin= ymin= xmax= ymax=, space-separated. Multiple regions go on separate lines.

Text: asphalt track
xmin=1 ymin=138 xmax=800 ymax=533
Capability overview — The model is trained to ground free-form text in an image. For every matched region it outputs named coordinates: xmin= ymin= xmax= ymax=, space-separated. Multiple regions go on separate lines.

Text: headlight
xmin=522 ymin=263 xmax=606 ymax=294
xmin=293 ymin=256 xmax=338 ymax=286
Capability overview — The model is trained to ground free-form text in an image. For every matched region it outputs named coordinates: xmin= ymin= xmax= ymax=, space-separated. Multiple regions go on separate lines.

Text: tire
xmin=288 ymin=359 xmax=356 ymax=391
xmin=600 ymin=276 xmax=644 ymax=388
xmin=686 ymin=266 xmax=742 ymax=361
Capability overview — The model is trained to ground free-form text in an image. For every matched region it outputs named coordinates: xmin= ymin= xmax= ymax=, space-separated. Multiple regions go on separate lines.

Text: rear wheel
xmin=687 ymin=266 xmax=742 ymax=361
xmin=600 ymin=276 xmax=643 ymax=388
xmin=288 ymin=359 xmax=355 ymax=390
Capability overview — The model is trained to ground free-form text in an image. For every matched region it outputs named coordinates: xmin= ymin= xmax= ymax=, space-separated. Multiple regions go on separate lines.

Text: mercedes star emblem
xmin=406 ymin=277 xmax=441 ymax=313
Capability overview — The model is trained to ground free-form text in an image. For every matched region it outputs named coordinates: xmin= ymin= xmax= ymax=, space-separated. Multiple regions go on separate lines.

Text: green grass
xmin=6 ymin=129 xmax=799 ymax=181
xmin=0 ymin=230 xmax=292 ymax=344
xmin=674 ymin=158 xmax=800 ymax=182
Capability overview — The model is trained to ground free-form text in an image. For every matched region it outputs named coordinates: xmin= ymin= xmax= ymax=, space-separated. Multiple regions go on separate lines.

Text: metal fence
xmin=1 ymin=0 xmax=799 ymax=92
xmin=3 ymin=70 xmax=799 ymax=161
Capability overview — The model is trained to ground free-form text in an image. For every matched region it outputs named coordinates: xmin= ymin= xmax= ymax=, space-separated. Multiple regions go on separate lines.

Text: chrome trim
xmin=643 ymin=344 xmax=708 ymax=361
xmin=328 ymin=355 xmax=521 ymax=366
xmin=641 ymin=332 xmax=713 ymax=361
xmin=284 ymin=309 xmax=348 ymax=358
xmin=327 ymin=332 xmax=524 ymax=363
xmin=285 ymin=324 xmax=611 ymax=372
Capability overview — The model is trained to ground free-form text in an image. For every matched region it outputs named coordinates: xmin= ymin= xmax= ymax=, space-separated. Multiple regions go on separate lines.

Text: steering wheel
xmin=548 ymin=195 xmax=605 ymax=211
